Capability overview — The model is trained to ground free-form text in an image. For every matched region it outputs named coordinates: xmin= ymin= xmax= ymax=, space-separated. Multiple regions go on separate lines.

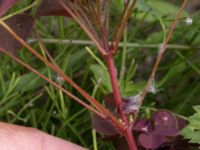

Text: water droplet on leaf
xmin=56 ymin=75 xmax=64 ymax=85
xmin=185 ymin=17 xmax=193 ymax=25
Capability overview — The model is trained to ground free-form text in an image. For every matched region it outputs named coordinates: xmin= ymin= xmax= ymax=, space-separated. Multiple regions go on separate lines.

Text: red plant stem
xmin=59 ymin=1 xmax=107 ymax=56
xmin=34 ymin=28 xmax=56 ymax=65
xmin=134 ymin=0 xmax=188 ymax=122
xmin=0 ymin=20 xmax=125 ymax=133
xmin=125 ymin=128 xmax=138 ymax=150
xmin=112 ymin=0 xmax=137 ymax=52
xmin=105 ymin=54 xmax=138 ymax=150
xmin=0 ymin=47 xmax=105 ymax=118
xmin=105 ymin=55 xmax=127 ymax=123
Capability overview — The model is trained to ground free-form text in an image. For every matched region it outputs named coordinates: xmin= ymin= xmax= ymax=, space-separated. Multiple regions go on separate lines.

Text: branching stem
xmin=0 ymin=48 xmax=104 ymax=118
xmin=105 ymin=54 xmax=138 ymax=150
xmin=0 ymin=20 xmax=125 ymax=133
xmin=134 ymin=0 xmax=188 ymax=121
xmin=0 ymin=1 xmax=188 ymax=150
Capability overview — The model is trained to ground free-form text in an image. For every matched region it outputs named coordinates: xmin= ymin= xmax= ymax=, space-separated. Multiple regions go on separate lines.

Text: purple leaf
xmin=104 ymin=93 xmax=116 ymax=113
xmin=92 ymin=114 xmax=119 ymax=136
xmin=152 ymin=128 xmax=179 ymax=137
xmin=114 ymin=137 xmax=129 ymax=150
xmin=139 ymin=134 xmax=164 ymax=149
xmin=0 ymin=14 xmax=35 ymax=54
xmin=36 ymin=0 xmax=71 ymax=17
xmin=176 ymin=116 xmax=188 ymax=130
xmin=0 ymin=0 xmax=19 ymax=17
xmin=133 ymin=119 xmax=151 ymax=133
xmin=151 ymin=110 xmax=178 ymax=130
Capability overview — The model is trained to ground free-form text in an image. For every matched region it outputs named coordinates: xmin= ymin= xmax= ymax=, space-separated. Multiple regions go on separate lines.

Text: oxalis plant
xmin=0 ymin=0 xmax=197 ymax=149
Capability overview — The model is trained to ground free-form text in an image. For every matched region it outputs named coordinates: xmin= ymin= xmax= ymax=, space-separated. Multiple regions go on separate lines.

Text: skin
xmin=0 ymin=122 xmax=87 ymax=150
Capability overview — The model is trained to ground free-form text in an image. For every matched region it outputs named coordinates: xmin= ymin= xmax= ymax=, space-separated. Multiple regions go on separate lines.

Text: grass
xmin=0 ymin=0 xmax=200 ymax=149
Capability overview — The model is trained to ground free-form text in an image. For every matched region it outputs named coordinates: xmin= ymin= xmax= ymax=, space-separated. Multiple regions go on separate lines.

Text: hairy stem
xmin=134 ymin=0 xmax=188 ymax=121
xmin=0 ymin=48 xmax=104 ymax=118
xmin=105 ymin=54 xmax=138 ymax=150
xmin=59 ymin=0 xmax=106 ymax=55
xmin=112 ymin=0 xmax=137 ymax=52
xmin=28 ymin=38 xmax=197 ymax=50
xmin=0 ymin=20 xmax=125 ymax=133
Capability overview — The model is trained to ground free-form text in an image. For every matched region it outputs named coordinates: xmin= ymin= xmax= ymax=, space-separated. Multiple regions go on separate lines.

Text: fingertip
xmin=42 ymin=132 xmax=87 ymax=150
xmin=0 ymin=122 xmax=87 ymax=150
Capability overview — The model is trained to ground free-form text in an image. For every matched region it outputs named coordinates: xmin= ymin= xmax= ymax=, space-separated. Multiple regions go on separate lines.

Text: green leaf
xmin=182 ymin=128 xmax=200 ymax=144
xmin=147 ymin=1 xmax=188 ymax=17
xmin=124 ymin=81 xmax=146 ymax=97
xmin=194 ymin=106 xmax=200 ymax=113
xmin=135 ymin=0 xmax=188 ymax=22
xmin=181 ymin=105 xmax=200 ymax=144
xmin=158 ymin=62 xmax=186 ymax=87
xmin=90 ymin=64 xmax=112 ymax=92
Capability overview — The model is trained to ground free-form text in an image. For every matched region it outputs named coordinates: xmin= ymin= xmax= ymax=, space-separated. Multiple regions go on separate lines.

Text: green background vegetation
xmin=0 ymin=0 xmax=200 ymax=149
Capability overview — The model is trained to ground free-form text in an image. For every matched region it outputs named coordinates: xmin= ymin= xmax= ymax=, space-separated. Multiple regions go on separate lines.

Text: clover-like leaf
xmin=176 ymin=116 xmax=188 ymax=130
xmin=136 ymin=110 xmax=190 ymax=149
xmin=139 ymin=134 xmax=164 ymax=149
xmin=114 ymin=137 xmax=129 ymax=150
xmin=133 ymin=119 xmax=151 ymax=133
xmin=103 ymin=93 xmax=116 ymax=113
xmin=0 ymin=14 xmax=35 ymax=54
xmin=92 ymin=113 xmax=119 ymax=136
xmin=152 ymin=128 xmax=179 ymax=137
xmin=151 ymin=110 xmax=178 ymax=130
